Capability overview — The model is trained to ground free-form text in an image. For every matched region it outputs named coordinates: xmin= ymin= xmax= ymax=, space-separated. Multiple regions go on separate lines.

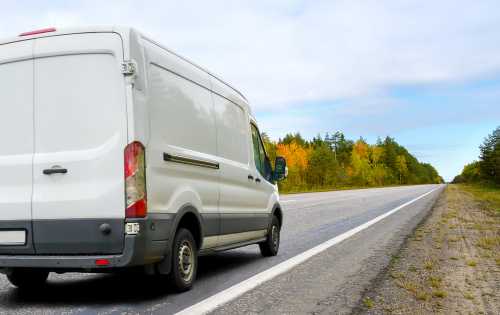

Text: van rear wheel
xmin=168 ymin=228 xmax=198 ymax=292
xmin=6 ymin=268 xmax=49 ymax=288
xmin=259 ymin=216 xmax=280 ymax=257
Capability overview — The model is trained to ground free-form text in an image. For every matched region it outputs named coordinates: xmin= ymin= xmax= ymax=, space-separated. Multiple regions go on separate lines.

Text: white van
xmin=0 ymin=26 xmax=287 ymax=291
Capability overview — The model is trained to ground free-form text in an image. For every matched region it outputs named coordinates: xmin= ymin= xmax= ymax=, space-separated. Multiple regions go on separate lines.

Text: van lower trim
xmin=163 ymin=153 xmax=219 ymax=169
xmin=198 ymin=237 xmax=267 ymax=257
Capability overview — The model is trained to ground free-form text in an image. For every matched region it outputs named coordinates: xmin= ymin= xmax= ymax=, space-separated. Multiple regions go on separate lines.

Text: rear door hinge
xmin=122 ymin=60 xmax=137 ymax=75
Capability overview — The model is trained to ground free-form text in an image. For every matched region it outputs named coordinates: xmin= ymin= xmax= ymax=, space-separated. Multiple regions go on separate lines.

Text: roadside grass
xmin=417 ymin=292 xmax=428 ymax=300
xmin=466 ymin=259 xmax=478 ymax=266
xmin=364 ymin=184 xmax=500 ymax=314
xmin=456 ymin=184 xmax=500 ymax=215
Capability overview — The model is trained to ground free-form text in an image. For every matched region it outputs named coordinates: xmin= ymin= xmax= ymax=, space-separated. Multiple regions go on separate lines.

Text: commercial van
xmin=0 ymin=25 xmax=287 ymax=291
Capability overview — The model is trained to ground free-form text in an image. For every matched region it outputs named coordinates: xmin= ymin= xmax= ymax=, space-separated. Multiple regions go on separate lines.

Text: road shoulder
xmin=357 ymin=185 xmax=500 ymax=314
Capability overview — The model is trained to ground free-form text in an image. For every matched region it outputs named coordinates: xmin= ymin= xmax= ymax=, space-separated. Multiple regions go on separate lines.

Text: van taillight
xmin=124 ymin=141 xmax=147 ymax=218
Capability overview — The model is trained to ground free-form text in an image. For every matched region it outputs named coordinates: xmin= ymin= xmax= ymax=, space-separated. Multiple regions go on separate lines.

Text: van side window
xmin=251 ymin=124 xmax=267 ymax=178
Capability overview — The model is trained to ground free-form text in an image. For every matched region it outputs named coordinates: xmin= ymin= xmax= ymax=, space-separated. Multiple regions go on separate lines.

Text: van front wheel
xmin=6 ymin=268 xmax=49 ymax=288
xmin=259 ymin=216 xmax=280 ymax=257
xmin=168 ymin=228 xmax=198 ymax=292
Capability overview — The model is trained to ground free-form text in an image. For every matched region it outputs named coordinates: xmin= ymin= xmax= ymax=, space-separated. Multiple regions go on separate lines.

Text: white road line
xmin=175 ymin=186 xmax=442 ymax=315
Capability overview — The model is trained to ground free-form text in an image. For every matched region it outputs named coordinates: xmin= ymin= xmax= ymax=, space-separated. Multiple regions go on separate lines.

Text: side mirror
xmin=274 ymin=157 xmax=287 ymax=181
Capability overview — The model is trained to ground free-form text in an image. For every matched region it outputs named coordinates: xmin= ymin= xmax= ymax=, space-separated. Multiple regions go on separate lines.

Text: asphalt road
xmin=0 ymin=184 xmax=445 ymax=315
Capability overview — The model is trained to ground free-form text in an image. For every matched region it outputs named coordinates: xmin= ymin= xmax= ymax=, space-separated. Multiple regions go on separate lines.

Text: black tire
xmin=168 ymin=228 xmax=198 ymax=292
xmin=259 ymin=215 xmax=280 ymax=257
xmin=6 ymin=268 xmax=49 ymax=288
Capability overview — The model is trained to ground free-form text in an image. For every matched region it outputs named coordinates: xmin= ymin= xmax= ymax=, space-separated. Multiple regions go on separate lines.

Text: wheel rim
xmin=178 ymin=240 xmax=194 ymax=282
xmin=271 ymin=225 xmax=279 ymax=246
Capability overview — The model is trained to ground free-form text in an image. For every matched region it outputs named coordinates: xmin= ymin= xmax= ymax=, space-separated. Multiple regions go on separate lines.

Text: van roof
xmin=0 ymin=25 xmax=249 ymax=104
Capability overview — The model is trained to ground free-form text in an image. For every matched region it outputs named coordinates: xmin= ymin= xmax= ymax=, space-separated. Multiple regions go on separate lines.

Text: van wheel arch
xmin=169 ymin=205 xmax=203 ymax=251
xmin=271 ymin=203 xmax=283 ymax=228
xmin=156 ymin=204 xmax=203 ymax=275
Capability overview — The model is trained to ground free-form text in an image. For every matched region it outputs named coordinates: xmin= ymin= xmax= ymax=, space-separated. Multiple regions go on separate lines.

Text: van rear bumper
xmin=0 ymin=214 xmax=174 ymax=269
xmin=0 ymin=234 xmax=143 ymax=269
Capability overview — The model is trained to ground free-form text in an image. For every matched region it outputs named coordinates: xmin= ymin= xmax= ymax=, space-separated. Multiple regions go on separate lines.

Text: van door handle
xmin=248 ymin=174 xmax=254 ymax=180
xmin=255 ymin=177 xmax=261 ymax=183
xmin=43 ymin=169 xmax=67 ymax=175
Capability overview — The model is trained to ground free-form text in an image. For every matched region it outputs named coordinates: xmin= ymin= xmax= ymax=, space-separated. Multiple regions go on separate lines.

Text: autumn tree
xmin=261 ymin=132 xmax=277 ymax=168
xmin=307 ymin=144 xmax=336 ymax=188
xmin=311 ymin=133 xmax=325 ymax=149
xmin=462 ymin=162 xmax=481 ymax=183
xmin=276 ymin=141 xmax=310 ymax=192
xmin=351 ymin=150 xmax=373 ymax=186
xmin=372 ymin=146 xmax=384 ymax=167
xmin=383 ymin=136 xmax=397 ymax=174
xmin=353 ymin=139 xmax=370 ymax=161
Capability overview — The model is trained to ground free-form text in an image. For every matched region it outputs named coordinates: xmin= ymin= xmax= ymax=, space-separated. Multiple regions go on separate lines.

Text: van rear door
xmin=31 ymin=33 xmax=128 ymax=254
xmin=0 ymin=40 xmax=35 ymax=254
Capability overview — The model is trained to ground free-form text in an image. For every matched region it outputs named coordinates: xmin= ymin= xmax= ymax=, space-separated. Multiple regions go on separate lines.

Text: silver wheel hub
xmin=272 ymin=225 xmax=278 ymax=246
xmin=178 ymin=240 xmax=194 ymax=282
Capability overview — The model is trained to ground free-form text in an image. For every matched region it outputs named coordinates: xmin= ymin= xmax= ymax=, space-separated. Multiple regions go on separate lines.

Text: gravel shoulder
xmin=358 ymin=185 xmax=500 ymax=315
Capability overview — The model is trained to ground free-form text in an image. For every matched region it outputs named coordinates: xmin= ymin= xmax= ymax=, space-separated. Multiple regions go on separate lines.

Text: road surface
xmin=0 ymin=184 xmax=444 ymax=315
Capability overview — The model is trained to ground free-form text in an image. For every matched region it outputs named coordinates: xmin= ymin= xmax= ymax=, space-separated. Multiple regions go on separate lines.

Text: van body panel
xmin=145 ymin=41 xmax=219 ymax=217
xmin=32 ymin=33 xmax=120 ymax=59
xmin=144 ymin=39 xmax=211 ymax=90
xmin=0 ymin=41 xmax=34 ymax=224
xmin=212 ymin=86 xmax=269 ymax=245
xmin=32 ymin=34 xmax=127 ymax=221
xmin=148 ymin=64 xmax=216 ymax=156
xmin=213 ymin=93 xmax=256 ymax=215
xmin=0 ymin=39 xmax=33 ymax=64
xmin=210 ymin=75 xmax=249 ymax=114
xmin=30 ymin=34 xmax=127 ymax=254
xmin=125 ymin=28 xmax=150 ymax=145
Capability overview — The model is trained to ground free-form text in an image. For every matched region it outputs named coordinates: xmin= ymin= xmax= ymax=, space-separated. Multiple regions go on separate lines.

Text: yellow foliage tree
xmin=372 ymin=146 xmax=383 ymax=167
xmin=353 ymin=140 xmax=370 ymax=161
xmin=277 ymin=141 xmax=310 ymax=192
xmin=396 ymin=155 xmax=408 ymax=185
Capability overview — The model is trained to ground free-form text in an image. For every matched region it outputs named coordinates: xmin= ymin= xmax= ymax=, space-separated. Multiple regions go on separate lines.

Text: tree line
xmin=453 ymin=125 xmax=500 ymax=188
xmin=262 ymin=131 xmax=444 ymax=193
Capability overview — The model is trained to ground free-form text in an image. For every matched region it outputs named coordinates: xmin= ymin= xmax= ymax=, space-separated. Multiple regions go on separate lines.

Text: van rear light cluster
xmin=124 ymin=141 xmax=147 ymax=218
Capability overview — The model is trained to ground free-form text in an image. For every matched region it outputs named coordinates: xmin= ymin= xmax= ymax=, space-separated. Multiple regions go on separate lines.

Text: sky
xmin=1 ymin=0 xmax=499 ymax=181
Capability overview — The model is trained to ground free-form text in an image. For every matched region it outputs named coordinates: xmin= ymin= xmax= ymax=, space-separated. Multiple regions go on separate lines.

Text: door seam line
xmin=30 ymin=38 xmax=37 ymax=253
